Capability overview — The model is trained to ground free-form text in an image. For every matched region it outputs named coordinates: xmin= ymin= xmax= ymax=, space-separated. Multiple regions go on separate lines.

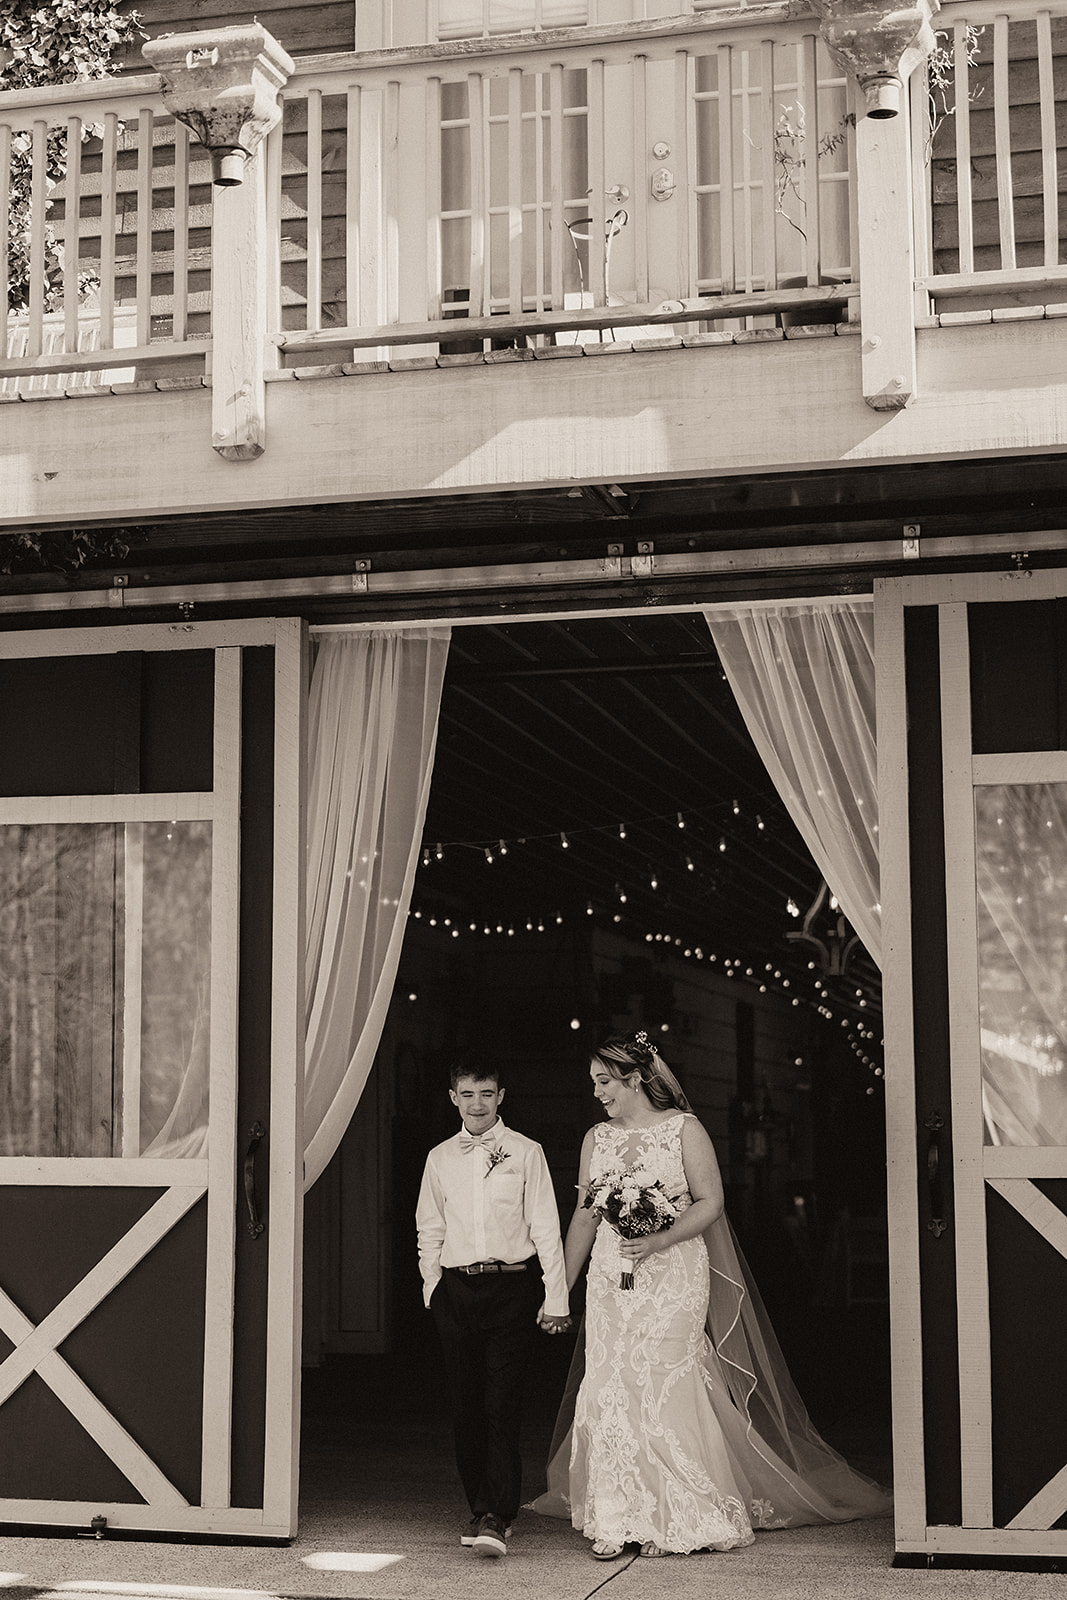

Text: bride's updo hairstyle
xmin=592 ymin=1029 xmax=691 ymax=1113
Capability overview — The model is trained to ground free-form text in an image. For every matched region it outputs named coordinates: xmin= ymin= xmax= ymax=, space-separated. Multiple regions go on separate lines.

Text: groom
xmin=416 ymin=1060 xmax=571 ymax=1558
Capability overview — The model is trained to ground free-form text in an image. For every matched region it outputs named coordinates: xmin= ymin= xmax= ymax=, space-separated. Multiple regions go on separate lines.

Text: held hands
xmin=537 ymin=1306 xmax=573 ymax=1335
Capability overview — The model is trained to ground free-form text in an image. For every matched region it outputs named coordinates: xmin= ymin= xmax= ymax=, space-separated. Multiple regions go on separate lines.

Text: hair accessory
xmin=630 ymin=1029 xmax=654 ymax=1058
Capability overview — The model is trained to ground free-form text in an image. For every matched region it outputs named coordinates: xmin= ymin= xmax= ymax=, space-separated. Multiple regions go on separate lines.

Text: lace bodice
xmin=589 ymin=1112 xmax=691 ymax=1208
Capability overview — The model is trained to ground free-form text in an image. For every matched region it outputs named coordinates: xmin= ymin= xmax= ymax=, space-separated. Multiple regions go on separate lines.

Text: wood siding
xmin=118 ymin=0 xmax=355 ymax=66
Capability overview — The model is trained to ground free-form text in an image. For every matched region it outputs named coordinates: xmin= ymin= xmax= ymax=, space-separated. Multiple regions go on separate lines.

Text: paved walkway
xmin=0 ymin=1315 xmax=1061 ymax=1600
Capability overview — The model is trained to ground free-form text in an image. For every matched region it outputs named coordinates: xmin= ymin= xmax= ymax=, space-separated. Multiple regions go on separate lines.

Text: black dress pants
xmin=431 ymin=1263 xmax=542 ymax=1523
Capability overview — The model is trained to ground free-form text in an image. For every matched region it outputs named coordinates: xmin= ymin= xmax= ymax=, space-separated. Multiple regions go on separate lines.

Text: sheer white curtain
xmin=704 ymin=600 xmax=880 ymax=965
xmin=975 ymin=783 xmax=1067 ymax=1146
xmin=303 ymin=627 xmax=451 ymax=1191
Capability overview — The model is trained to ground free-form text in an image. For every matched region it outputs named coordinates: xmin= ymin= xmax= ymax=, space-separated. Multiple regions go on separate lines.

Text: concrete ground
xmin=0 ymin=1308 xmax=1061 ymax=1600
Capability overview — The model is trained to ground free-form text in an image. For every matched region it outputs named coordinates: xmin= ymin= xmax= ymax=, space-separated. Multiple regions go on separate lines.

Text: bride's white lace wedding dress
xmin=542 ymin=1113 xmax=891 ymax=1555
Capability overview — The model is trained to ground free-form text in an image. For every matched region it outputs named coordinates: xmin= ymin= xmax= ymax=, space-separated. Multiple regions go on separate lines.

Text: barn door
xmin=0 ymin=618 xmax=305 ymax=1539
xmin=878 ymin=571 xmax=1067 ymax=1564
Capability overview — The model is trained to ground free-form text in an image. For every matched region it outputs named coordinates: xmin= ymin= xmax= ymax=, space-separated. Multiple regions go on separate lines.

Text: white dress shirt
xmin=416 ymin=1118 xmax=570 ymax=1317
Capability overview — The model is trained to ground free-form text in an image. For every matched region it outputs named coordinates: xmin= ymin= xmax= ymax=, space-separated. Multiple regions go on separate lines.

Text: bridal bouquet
xmin=583 ymin=1165 xmax=680 ymax=1289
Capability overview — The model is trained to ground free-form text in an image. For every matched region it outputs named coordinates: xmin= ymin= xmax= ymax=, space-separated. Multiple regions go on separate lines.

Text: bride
xmin=532 ymin=1030 xmax=891 ymax=1559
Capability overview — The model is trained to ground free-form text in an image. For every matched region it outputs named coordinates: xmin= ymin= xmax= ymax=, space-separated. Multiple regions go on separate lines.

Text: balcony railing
xmin=912 ymin=0 xmax=1067 ymax=311
xmin=2 ymin=2 xmax=1067 ymax=417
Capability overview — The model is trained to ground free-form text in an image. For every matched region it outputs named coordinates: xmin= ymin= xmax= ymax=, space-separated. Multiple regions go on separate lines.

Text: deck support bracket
xmin=809 ymin=0 xmax=938 ymax=120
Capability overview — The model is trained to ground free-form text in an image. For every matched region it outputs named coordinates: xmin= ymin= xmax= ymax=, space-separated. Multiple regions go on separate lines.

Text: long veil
xmin=530 ymin=1210 xmax=891 ymax=1526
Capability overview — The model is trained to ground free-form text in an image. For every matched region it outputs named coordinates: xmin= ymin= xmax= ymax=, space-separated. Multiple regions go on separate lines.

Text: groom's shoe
xmin=471 ymin=1513 xmax=508 ymax=1558
xmin=461 ymin=1516 xmax=511 ymax=1547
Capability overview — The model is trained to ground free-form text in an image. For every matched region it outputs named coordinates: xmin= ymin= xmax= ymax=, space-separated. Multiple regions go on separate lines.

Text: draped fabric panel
xmin=704 ymin=600 xmax=881 ymax=966
xmin=974 ymin=782 xmax=1067 ymax=1147
xmin=303 ymin=627 xmax=451 ymax=1191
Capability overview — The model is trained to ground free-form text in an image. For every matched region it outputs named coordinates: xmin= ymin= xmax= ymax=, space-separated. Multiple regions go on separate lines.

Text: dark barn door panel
xmin=0 ymin=620 xmax=304 ymax=1539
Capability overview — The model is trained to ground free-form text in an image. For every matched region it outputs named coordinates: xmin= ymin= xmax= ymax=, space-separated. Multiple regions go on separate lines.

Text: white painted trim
xmin=0 ymin=1188 xmax=204 ymax=1409
xmin=988 ymin=1178 xmax=1067 ymax=1262
xmin=1007 ymin=1461 xmax=1067 ymax=1532
xmin=0 ymin=1189 xmax=205 ymax=1507
xmin=262 ymin=617 xmax=307 ymax=1536
xmin=121 ymin=823 xmax=145 ymax=1159
xmin=909 ymin=1525 xmax=1067 ymax=1555
xmin=972 ymin=752 xmax=1067 ymax=785
xmin=984 ymin=1147 xmax=1067 ymax=1179
xmin=0 ymin=794 xmax=213 ymax=825
xmin=0 ymin=1500 xmax=290 ymax=1535
xmin=0 ymin=621 xmax=278 ymax=656
xmin=939 ymin=601 xmax=994 ymax=1530
xmin=310 ymin=593 xmax=873 ymax=634
xmin=0 ymin=1158 xmax=209 ymax=1185
xmin=873 ymin=576 xmax=927 ymax=1544
xmin=200 ymin=648 xmax=243 ymax=1509
xmin=895 ymin=569 xmax=1067 ymax=608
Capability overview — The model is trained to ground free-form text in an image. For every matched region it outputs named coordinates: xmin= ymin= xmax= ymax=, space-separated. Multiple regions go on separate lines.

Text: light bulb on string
xmin=498 ymin=840 xmax=508 ymax=856
xmin=756 ymin=815 xmax=764 ymax=831
xmin=616 ymin=883 xmax=627 ymax=904
xmin=618 ymin=822 xmax=627 ymax=840
xmin=650 ymin=870 xmax=658 ymax=890
xmin=732 ymin=799 xmax=740 ymax=816
xmin=560 ymin=833 xmax=570 ymax=850
xmin=484 ymin=847 xmax=494 ymax=864
xmin=677 ymin=812 xmax=686 ymax=829
xmin=719 ymin=837 xmax=727 ymax=853
xmin=685 ymin=855 xmax=694 ymax=872
xmin=422 ymin=848 xmax=431 ymax=867
xmin=435 ymin=843 xmax=444 ymax=860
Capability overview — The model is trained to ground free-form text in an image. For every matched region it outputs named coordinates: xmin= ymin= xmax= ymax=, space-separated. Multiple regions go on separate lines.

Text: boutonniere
xmin=485 ymin=1147 xmax=511 ymax=1178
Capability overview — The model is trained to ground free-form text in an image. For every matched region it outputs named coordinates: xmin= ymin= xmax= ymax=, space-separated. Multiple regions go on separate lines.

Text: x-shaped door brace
xmin=0 ymin=1187 xmax=205 ymax=1508
xmin=988 ymin=1177 xmax=1067 ymax=1531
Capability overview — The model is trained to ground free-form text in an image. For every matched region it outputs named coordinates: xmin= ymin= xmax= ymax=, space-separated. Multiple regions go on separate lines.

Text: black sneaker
xmin=461 ymin=1516 xmax=511 ymax=1547
xmin=471 ymin=1512 xmax=508 ymax=1558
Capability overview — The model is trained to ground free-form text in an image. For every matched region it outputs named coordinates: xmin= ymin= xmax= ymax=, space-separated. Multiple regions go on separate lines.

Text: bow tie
xmin=459 ymin=1131 xmax=497 ymax=1152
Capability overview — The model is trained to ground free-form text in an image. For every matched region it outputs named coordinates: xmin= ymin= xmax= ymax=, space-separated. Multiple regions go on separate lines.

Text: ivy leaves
xmin=3 ymin=0 xmax=142 ymax=313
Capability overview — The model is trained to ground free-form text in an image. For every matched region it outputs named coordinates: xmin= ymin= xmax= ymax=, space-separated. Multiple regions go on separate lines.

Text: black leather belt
xmin=453 ymin=1261 xmax=527 ymax=1275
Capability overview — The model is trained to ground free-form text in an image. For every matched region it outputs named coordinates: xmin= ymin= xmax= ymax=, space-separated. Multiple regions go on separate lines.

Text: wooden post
xmin=142 ymin=25 xmax=294 ymax=460
xmin=210 ymin=154 xmax=270 ymax=460
xmin=855 ymin=105 xmax=916 ymax=410
xmin=809 ymin=0 xmax=937 ymax=408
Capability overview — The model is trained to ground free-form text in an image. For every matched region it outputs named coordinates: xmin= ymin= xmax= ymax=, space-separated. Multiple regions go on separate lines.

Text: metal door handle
xmin=924 ymin=1112 xmax=947 ymax=1238
xmin=244 ymin=1121 xmax=266 ymax=1238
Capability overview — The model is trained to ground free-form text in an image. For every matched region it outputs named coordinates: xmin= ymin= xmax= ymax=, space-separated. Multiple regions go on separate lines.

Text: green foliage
xmin=0 ymin=525 xmax=144 ymax=576
xmin=2 ymin=0 xmax=142 ymax=312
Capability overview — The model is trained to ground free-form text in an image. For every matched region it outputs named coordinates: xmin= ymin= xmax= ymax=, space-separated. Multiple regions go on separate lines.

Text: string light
xmin=484 ymin=847 xmax=494 ymax=864
xmin=421 ymin=794 xmax=783 ymax=861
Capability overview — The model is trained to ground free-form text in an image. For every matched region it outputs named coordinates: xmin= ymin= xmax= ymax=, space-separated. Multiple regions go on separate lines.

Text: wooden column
xmin=855 ymin=105 xmax=916 ymax=410
xmin=142 ymin=24 xmax=294 ymax=460
xmin=210 ymin=155 xmax=271 ymax=459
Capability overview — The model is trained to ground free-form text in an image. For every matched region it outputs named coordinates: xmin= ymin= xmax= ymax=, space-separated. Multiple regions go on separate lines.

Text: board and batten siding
xmin=117 ymin=0 xmax=355 ymax=65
